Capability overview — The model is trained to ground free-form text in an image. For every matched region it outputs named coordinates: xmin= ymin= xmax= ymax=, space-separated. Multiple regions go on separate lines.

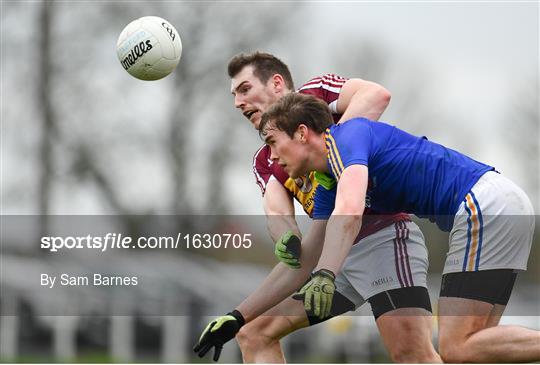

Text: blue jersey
xmin=313 ymin=118 xmax=495 ymax=231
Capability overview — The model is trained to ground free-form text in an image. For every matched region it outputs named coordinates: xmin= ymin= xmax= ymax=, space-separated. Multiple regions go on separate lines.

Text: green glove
xmin=293 ymin=269 xmax=336 ymax=319
xmin=274 ymin=231 xmax=301 ymax=268
xmin=193 ymin=310 xmax=245 ymax=362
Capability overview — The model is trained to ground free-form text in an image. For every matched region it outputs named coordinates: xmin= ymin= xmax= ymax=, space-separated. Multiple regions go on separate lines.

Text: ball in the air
xmin=116 ymin=16 xmax=182 ymax=81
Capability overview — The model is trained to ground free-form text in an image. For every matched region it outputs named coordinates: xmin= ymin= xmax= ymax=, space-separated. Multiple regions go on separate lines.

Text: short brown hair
xmin=260 ymin=93 xmax=334 ymax=139
xmin=227 ymin=52 xmax=295 ymax=90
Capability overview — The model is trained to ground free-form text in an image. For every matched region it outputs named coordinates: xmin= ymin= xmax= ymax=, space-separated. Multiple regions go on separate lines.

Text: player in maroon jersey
xmin=193 ymin=52 xmax=441 ymax=363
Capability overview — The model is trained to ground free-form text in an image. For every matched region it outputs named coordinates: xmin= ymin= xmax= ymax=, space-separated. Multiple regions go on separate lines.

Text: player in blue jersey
xmin=257 ymin=93 xmax=538 ymax=363
xmin=193 ymin=53 xmax=440 ymax=363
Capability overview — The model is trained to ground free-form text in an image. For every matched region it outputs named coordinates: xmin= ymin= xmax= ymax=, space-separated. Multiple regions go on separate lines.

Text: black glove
xmin=193 ymin=309 xmax=245 ymax=362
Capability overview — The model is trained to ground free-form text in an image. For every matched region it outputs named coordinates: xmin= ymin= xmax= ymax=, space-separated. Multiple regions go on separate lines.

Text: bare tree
xmin=29 ymin=1 xmax=303 ymax=222
xmin=37 ymin=0 xmax=55 ymax=237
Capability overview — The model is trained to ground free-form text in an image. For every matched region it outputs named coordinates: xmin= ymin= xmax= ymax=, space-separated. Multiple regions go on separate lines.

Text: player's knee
xmin=383 ymin=317 xmax=439 ymax=363
xmin=439 ymin=346 xmax=464 ymax=363
xmin=236 ymin=324 xmax=270 ymax=351
xmin=236 ymin=317 xmax=282 ymax=351
xmin=388 ymin=341 xmax=438 ymax=363
xmin=438 ymin=338 xmax=468 ymax=363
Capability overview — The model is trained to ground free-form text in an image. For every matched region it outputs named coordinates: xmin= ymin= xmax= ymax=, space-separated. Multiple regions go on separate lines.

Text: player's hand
xmin=293 ymin=269 xmax=335 ymax=319
xmin=193 ymin=310 xmax=245 ymax=362
xmin=275 ymin=231 xmax=302 ymax=268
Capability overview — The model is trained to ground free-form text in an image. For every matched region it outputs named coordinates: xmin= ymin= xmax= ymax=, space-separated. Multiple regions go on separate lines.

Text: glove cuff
xmin=228 ymin=309 xmax=246 ymax=327
xmin=313 ymin=269 xmax=336 ymax=281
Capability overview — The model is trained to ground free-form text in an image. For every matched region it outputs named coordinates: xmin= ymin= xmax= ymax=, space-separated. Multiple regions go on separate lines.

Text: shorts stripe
xmin=397 ymin=222 xmax=409 ymax=286
xmin=470 ymin=191 xmax=484 ymax=271
xmin=466 ymin=194 xmax=479 ymax=271
xmin=462 ymin=193 xmax=483 ymax=271
xmin=462 ymin=203 xmax=473 ymax=272
xmin=393 ymin=222 xmax=413 ymax=287
xmin=400 ymin=221 xmax=414 ymax=286
xmin=393 ymin=223 xmax=405 ymax=287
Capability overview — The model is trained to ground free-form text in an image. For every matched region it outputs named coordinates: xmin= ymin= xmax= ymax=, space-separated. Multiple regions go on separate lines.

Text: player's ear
xmin=296 ymin=124 xmax=309 ymax=143
xmin=272 ymin=74 xmax=285 ymax=92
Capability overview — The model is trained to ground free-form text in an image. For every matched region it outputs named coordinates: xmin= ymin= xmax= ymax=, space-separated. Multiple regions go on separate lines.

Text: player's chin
xmin=286 ymin=166 xmax=300 ymax=179
xmin=251 ymin=111 xmax=263 ymax=129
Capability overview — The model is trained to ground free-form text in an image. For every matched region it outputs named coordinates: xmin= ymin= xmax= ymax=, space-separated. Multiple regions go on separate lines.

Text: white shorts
xmin=335 ymin=220 xmax=429 ymax=309
xmin=443 ymin=171 xmax=535 ymax=274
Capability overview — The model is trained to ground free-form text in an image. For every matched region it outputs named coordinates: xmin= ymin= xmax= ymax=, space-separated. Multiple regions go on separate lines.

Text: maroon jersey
xmin=253 ymin=74 xmax=410 ymax=240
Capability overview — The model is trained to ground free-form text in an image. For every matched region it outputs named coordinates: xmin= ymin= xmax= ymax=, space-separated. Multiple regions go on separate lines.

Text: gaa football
xmin=116 ymin=16 xmax=182 ymax=81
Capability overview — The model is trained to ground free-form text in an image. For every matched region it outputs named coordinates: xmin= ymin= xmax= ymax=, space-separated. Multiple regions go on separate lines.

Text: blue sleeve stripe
xmin=325 ymin=134 xmax=345 ymax=177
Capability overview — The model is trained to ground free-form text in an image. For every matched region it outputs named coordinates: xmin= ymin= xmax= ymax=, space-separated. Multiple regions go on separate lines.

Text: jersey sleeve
xmin=327 ymin=120 xmax=373 ymax=179
xmin=252 ymin=146 xmax=273 ymax=195
xmin=312 ymin=184 xmax=337 ymax=220
xmin=298 ymin=74 xmax=347 ymax=113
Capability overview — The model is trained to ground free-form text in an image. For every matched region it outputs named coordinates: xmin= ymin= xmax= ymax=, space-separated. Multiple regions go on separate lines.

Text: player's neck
xmin=281 ymin=88 xmax=293 ymax=98
xmin=311 ymin=134 xmax=330 ymax=173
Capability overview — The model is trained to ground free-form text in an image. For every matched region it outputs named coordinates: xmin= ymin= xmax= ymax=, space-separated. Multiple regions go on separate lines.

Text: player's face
xmin=231 ymin=66 xmax=281 ymax=130
xmin=264 ymin=124 xmax=309 ymax=178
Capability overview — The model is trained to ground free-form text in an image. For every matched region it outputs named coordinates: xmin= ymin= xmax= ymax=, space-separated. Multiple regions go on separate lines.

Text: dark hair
xmin=259 ymin=93 xmax=334 ymax=139
xmin=227 ymin=51 xmax=295 ymax=90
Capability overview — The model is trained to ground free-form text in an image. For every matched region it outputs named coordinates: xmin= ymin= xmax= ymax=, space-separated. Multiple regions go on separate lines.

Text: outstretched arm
xmin=236 ymin=219 xmax=327 ymax=321
xmin=193 ymin=220 xmax=327 ymax=361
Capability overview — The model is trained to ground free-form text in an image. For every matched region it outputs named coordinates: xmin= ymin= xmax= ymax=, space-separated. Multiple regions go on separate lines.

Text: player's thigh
xmin=486 ymin=304 xmax=506 ymax=327
xmin=370 ymin=286 xmax=433 ymax=343
xmin=439 ymin=269 xmax=516 ymax=315
xmin=438 ymin=297 xmax=494 ymax=347
xmin=376 ymin=308 xmax=434 ymax=353
xmin=438 ymin=270 xmax=516 ymax=344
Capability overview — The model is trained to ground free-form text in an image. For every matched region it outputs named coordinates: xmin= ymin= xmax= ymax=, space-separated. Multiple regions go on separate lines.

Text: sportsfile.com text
xmin=40 ymin=233 xmax=253 ymax=252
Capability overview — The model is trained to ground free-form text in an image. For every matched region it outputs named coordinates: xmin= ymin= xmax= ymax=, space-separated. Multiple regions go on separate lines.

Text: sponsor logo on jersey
xmin=294 ymin=174 xmax=313 ymax=194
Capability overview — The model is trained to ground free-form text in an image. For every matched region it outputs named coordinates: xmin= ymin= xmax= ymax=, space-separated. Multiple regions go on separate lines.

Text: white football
xmin=116 ymin=16 xmax=182 ymax=81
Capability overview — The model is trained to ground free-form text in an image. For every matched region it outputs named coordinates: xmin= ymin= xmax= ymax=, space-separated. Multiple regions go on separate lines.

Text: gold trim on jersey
xmin=325 ymin=130 xmax=345 ymax=179
xmin=283 ymin=172 xmax=318 ymax=215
